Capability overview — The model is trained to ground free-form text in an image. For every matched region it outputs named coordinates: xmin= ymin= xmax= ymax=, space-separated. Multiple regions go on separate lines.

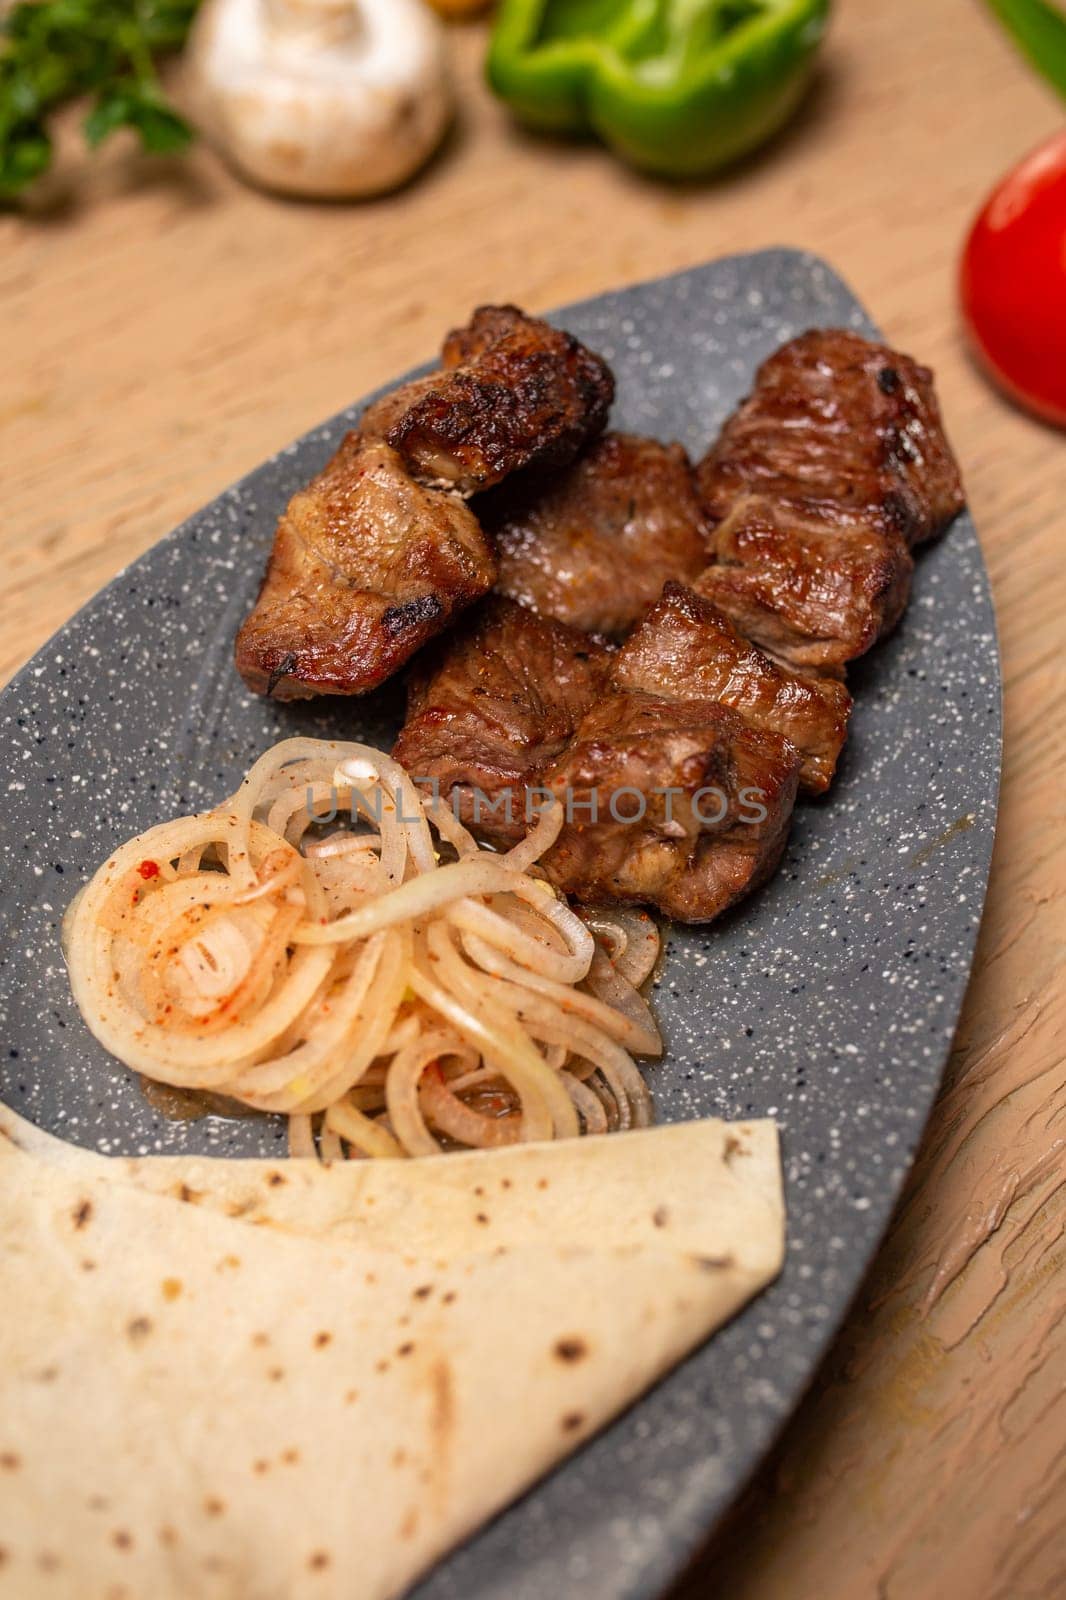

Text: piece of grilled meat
xmin=693 ymin=497 xmax=914 ymax=672
xmin=393 ymin=597 xmax=611 ymax=841
xmin=361 ymin=305 xmax=614 ymax=497
xmin=483 ymin=433 xmax=709 ymax=636
xmin=696 ymin=329 xmax=964 ymax=670
xmin=541 ymin=692 xmax=800 ymax=922
xmin=613 ymin=583 xmax=851 ymax=795
xmin=699 ymin=328 xmax=964 ymax=548
xmin=393 ymin=596 xmax=801 ymax=922
xmin=235 ymin=436 xmax=496 ymax=700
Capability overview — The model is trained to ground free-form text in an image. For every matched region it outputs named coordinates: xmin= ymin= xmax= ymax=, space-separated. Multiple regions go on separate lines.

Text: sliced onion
xmin=384 ymin=1031 xmax=472 ymax=1157
xmin=584 ymin=947 xmax=663 ymax=1055
xmin=563 ymin=1071 xmax=609 ymax=1136
xmin=327 ymin=1097 xmax=405 ymax=1160
xmin=65 ymin=739 xmax=657 ymax=1160
xmin=579 ymin=906 xmax=661 ymax=988
xmin=420 ymin=1067 xmax=522 ymax=1150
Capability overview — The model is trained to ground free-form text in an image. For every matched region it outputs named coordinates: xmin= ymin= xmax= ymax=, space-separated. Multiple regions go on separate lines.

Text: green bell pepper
xmin=487 ymin=0 xmax=831 ymax=178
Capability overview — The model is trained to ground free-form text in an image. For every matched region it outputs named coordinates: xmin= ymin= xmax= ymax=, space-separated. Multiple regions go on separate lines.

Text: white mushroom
xmin=185 ymin=0 xmax=453 ymax=199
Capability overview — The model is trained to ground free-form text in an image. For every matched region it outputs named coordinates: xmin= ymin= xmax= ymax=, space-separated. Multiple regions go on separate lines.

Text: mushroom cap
xmin=186 ymin=0 xmax=453 ymax=199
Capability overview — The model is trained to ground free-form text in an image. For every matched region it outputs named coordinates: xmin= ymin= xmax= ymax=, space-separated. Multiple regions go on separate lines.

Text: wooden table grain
xmin=2 ymin=2 xmax=1064 ymax=1595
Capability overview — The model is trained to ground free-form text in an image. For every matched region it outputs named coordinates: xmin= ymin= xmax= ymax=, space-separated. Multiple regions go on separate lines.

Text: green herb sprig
xmin=0 ymin=0 xmax=201 ymax=200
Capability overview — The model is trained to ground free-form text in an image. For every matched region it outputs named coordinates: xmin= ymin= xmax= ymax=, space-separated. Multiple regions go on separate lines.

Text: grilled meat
xmin=394 ymin=597 xmax=801 ymax=922
xmin=393 ymin=597 xmax=611 ymax=841
xmin=440 ymin=305 xmax=529 ymax=367
xmin=483 ymin=432 xmax=709 ymax=636
xmin=694 ymin=499 xmax=914 ymax=672
xmin=541 ymin=693 xmax=800 ymax=922
xmin=696 ymin=329 xmax=963 ymax=669
xmin=698 ymin=329 xmax=964 ymax=547
xmin=613 ymin=583 xmax=851 ymax=795
xmin=239 ymin=317 xmax=959 ymax=922
xmin=235 ymin=436 xmax=496 ymax=700
xmin=361 ymin=305 xmax=614 ymax=496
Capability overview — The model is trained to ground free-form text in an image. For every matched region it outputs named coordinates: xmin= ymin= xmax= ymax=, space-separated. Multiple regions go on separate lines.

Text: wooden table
xmin=3 ymin=2 xmax=1064 ymax=1594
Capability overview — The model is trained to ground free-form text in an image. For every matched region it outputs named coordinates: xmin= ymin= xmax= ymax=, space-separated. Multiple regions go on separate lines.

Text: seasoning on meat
xmin=613 ymin=583 xmax=851 ymax=795
xmin=394 ymin=597 xmax=801 ymax=923
xmin=696 ymin=329 xmax=964 ymax=670
xmin=693 ymin=496 xmax=914 ymax=672
xmin=393 ymin=597 xmax=611 ymax=840
xmin=235 ymin=436 xmax=496 ymax=700
xmin=361 ymin=305 xmax=614 ymax=496
xmin=484 ymin=433 xmax=709 ymax=636
xmin=540 ymin=692 xmax=800 ymax=922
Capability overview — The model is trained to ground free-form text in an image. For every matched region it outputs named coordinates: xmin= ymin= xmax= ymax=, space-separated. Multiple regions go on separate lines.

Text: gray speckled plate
xmin=0 ymin=250 xmax=999 ymax=1599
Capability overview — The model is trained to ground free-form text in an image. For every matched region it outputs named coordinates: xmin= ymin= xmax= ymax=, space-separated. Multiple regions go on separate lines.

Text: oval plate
xmin=0 ymin=251 xmax=1000 ymax=1600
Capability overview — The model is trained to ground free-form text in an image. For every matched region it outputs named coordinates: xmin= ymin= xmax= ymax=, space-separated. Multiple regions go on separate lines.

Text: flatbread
xmin=0 ymin=1110 xmax=783 ymax=1598
xmin=0 ymin=1106 xmax=781 ymax=1258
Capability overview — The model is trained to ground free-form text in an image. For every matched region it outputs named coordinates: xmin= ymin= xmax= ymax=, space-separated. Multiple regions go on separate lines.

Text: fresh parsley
xmin=0 ymin=0 xmax=200 ymax=199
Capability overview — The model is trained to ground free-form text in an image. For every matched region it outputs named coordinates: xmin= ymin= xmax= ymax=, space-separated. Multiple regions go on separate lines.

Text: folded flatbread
xmin=0 ymin=1110 xmax=783 ymax=1599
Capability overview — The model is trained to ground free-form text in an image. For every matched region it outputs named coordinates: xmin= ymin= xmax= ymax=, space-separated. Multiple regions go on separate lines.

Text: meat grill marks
xmin=613 ymin=583 xmax=852 ymax=796
xmin=361 ymin=305 xmax=615 ymax=497
xmin=482 ymin=432 xmax=710 ymax=636
xmin=696 ymin=329 xmax=964 ymax=671
xmin=542 ymin=693 xmax=799 ymax=923
xmin=235 ymin=437 xmax=497 ymax=701
xmin=693 ymin=501 xmax=914 ymax=673
xmin=239 ymin=316 xmax=962 ymax=925
xmin=237 ymin=304 xmax=614 ymax=702
xmin=394 ymin=595 xmax=801 ymax=923
xmin=698 ymin=328 xmax=964 ymax=550
xmin=393 ymin=598 xmax=611 ymax=842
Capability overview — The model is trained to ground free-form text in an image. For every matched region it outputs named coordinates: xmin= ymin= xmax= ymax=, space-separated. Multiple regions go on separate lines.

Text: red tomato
xmin=960 ymin=129 xmax=1066 ymax=428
